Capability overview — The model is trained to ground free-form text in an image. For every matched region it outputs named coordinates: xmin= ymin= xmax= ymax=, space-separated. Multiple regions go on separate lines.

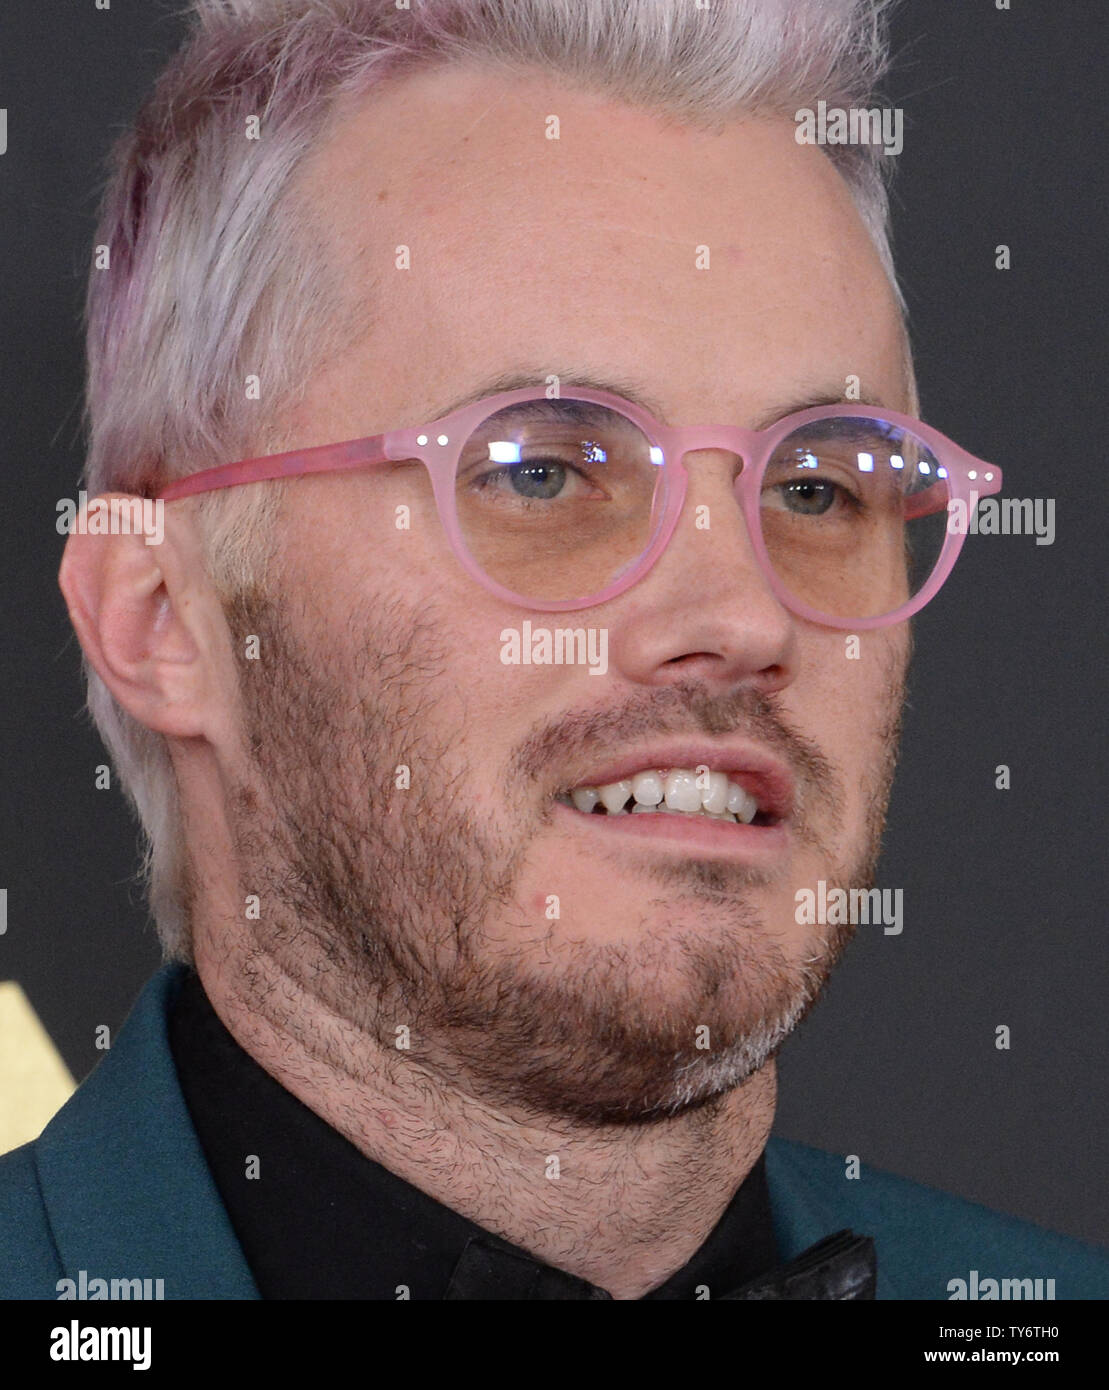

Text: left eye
xmin=765 ymin=478 xmax=845 ymax=515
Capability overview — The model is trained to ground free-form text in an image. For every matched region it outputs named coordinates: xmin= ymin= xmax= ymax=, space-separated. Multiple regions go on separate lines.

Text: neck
xmin=192 ymin=921 xmax=777 ymax=1300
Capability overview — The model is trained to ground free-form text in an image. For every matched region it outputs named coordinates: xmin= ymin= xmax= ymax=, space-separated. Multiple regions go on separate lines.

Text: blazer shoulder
xmin=765 ymin=1137 xmax=1109 ymax=1300
xmin=2 ymin=964 xmax=258 ymax=1301
xmin=0 ymin=1140 xmax=65 ymax=1298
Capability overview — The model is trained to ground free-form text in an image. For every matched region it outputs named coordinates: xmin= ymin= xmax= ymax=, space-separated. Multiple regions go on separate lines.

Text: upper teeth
xmin=565 ymin=769 xmax=760 ymax=823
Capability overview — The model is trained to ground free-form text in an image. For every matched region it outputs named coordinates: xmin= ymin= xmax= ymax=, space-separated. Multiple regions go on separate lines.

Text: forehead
xmin=296 ymin=62 xmax=909 ymax=421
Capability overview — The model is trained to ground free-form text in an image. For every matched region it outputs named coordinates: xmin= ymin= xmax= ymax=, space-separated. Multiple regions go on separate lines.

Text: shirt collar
xmin=168 ymin=969 xmax=779 ymax=1299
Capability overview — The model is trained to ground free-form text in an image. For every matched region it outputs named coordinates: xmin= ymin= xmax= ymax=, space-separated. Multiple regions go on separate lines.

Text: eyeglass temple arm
xmin=902 ymin=462 xmax=1003 ymax=521
xmin=155 ymin=434 xmax=392 ymax=501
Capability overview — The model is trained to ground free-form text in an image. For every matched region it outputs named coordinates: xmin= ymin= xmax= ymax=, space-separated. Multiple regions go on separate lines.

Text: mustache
xmin=507 ymin=680 xmax=845 ymax=839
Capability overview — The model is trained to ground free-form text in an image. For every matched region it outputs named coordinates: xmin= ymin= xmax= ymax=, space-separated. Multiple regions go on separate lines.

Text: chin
xmin=509 ymin=1031 xmax=787 ymax=1128
xmin=441 ymin=947 xmax=815 ymax=1127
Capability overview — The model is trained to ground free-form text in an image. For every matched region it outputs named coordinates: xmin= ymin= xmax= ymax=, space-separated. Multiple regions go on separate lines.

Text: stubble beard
xmin=221 ymin=583 xmax=905 ymax=1128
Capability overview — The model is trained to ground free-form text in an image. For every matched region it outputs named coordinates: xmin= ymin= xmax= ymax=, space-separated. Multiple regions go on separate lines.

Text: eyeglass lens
xmin=453 ymin=398 xmax=951 ymax=618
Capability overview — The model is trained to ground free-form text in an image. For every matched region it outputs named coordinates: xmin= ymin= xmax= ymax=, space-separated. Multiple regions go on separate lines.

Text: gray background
xmin=1 ymin=2 xmax=1105 ymax=1245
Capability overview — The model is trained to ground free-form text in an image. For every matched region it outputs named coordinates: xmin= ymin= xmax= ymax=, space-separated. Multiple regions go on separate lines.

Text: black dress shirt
xmin=167 ymin=968 xmax=780 ymax=1299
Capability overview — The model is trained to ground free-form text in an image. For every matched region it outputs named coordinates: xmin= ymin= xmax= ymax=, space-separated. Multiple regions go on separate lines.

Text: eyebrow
xmin=429 ymin=370 xmax=901 ymax=430
xmin=749 ymin=388 xmax=902 ymax=429
xmin=429 ymin=369 xmax=668 ymax=423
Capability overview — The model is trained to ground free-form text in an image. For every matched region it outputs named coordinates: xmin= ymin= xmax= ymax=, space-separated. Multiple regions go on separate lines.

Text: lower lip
xmin=552 ymin=799 xmax=790 ymax=859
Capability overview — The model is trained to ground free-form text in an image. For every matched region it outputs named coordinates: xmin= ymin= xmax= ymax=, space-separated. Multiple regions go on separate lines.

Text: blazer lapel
xmin=764 ymin=1136 xmax=904 ymax=1301
xmin=33 ymin=964 xmax=258 ymax=1299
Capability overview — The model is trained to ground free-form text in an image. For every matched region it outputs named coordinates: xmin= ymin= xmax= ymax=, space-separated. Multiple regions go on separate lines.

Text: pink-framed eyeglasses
xmin=157 ymin=386 xmax=1002 ymax=628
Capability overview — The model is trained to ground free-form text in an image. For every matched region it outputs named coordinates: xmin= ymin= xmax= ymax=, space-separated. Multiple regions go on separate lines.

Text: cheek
xmin=802 ymin=629 xmax=907 ymax=806
xmin=341 ymin=537 xmax=558 ymax=794
xmin=285 ymin=471 xmax=449 ymax=597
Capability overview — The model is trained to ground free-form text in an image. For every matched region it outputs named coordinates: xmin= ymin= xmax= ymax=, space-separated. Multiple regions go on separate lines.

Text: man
xmin=2 ymin=0 xmax=1104 ymax=1301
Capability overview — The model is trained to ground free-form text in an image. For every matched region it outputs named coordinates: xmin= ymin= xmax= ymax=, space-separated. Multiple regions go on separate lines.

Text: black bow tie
xmin=444 ymin=1229 xmax=876 ymax=1300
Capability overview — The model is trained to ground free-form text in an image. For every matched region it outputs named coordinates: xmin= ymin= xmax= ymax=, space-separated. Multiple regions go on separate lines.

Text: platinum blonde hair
xmin=82 ymin=0 xmax=906 ymax=961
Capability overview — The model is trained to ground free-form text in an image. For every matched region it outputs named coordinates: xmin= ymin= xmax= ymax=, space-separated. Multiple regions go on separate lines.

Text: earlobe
xmin=58 ymin=495 xmax=221 ymax=739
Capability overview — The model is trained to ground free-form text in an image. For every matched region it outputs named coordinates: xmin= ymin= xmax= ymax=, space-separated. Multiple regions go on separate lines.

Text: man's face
xmin=215 ymin=65 xmax=911 ymax=1124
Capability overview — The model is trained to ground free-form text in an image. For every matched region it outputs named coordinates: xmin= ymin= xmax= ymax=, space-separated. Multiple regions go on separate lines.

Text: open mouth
xmin=555 ymin=767 xmax=782 ymax=828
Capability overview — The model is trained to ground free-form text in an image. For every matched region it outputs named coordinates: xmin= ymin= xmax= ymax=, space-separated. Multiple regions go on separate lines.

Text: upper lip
xmin=560 ymin=742 xmax=795 ymax=821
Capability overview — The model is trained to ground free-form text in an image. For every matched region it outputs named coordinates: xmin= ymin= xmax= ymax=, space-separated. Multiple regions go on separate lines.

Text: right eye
xmin=494 ymin=459 xmax=568 ymax=500
xmin=467 ymin=457 xmax=604 ymax=503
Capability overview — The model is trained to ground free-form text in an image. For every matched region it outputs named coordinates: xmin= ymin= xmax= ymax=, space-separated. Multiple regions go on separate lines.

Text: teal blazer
xmin=2 ymin=965 xmax=1106 ymax=1300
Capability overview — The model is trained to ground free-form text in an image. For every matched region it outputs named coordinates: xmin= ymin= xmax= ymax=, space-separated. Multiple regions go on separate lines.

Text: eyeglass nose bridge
xmin=656 ymin=424 xmax=765 ymax=495
xmin=658 ymin=423 xmax=763 ymax=468
xmin=643 ymin=423 xmax=773 ymax=582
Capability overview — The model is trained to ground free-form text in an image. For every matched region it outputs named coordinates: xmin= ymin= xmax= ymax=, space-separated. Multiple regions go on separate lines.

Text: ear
xmin=58 ymin=493 xmax=235 ymax=743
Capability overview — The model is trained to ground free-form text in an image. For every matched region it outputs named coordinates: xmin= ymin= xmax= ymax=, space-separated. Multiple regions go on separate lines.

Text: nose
xmin=669 ymin=445 xmax=770 ymax=592
xmin=609 ymin=446 xmax=798 ymax=694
